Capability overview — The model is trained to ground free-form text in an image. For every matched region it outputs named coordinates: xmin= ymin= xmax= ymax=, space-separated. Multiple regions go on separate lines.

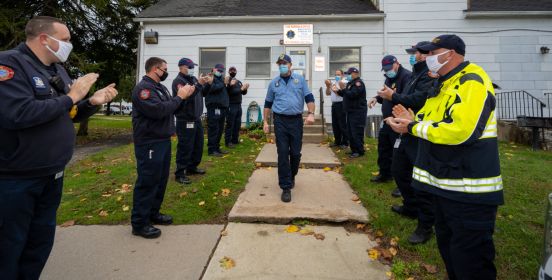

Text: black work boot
xmin=371 ymin=174 xmax=393 ymax=183
xmin=281 ymin=189 xmax=292 ymax=203
xmin=175 ymin=175 xmax=191 ymax=184
xmin=391 ymin=187 xmax=402 ymax=198
xmin=408 ymin=225 xmax=433 ymax=244
xmin=391 ymin=205 xmax=417 ymax=219
xmin=132 ymin=225 xmax=161 ymax=239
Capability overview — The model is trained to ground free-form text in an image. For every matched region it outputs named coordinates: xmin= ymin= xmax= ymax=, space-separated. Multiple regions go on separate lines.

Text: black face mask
xmin=157 ymin=70 xmax=168 ymax=81
xmin=229 ymin=72 xmax=236 ymax=78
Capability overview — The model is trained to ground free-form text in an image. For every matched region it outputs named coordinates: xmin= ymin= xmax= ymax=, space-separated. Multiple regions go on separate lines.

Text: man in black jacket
xmin=369 ymin=55 xmax=411 ymax=191
xmin=172 ymin=58 xmax=208 ymax=185
xmin=224 ymin=66 xmax=249 ymax=148
xmin=378 ymin=41 xmax=436 ymax=244
xmin=0 ymin=16 xmax=117 ymax=279
xmin=204 ymin=64 xmax=229 ymax=157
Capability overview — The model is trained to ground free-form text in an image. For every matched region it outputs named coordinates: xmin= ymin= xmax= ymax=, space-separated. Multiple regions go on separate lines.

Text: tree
xmin=0 ymin=0 xmax=158 ymax=135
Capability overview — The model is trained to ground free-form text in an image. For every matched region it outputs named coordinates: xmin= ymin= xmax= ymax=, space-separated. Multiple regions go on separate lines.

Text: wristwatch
xmin=307 ymin=111 xmax=314 ymax=115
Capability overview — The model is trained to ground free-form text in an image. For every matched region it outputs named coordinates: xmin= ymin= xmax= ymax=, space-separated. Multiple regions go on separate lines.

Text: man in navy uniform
xmin=224 ymin=66 xmax=249 ymax=148
xmin=333 ymin=67 xmax=367 ymax=158
xmin=378 ymin=41 xmax=436 ymax=244
xmin=204 ymin=64 xmax=229 ymax=157
xmin=369 ymin=55 xmax=412 ymax=194
xmin=0 ymin=16 xmax=118 ymax=279
xmin=172 ymin=58 xmax=208 ymax=185
xmin=131 ymin=57 xmax=194 ymax=239
xmin=325 ymin=69 xmax=348 ymax=148
xmin=263 ymin=54 xmax=315 ymax=203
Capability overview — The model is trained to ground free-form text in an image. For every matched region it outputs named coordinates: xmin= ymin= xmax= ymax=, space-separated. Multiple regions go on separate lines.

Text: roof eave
xmin=134 ymin=13 xmax=385 ymax=23
xmin=464 ymin=10 xmax=552 ymax=18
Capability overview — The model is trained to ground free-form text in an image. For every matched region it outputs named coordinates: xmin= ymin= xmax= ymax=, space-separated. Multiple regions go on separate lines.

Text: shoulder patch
xmin=33 ymin=77 xmax=46 ymax=89
xmin=0 ymin=65 xmax=15 ymax=81
xmin=140 ymin=89 xmax=151 ymax=100
xmin=355 ymin=81 xmax=362 ymax=87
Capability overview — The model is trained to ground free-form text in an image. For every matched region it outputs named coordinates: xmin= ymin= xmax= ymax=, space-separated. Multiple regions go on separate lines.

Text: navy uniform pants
xmin=377 ymin=122 xmax=398 ymax=177
xmin=132 ymin=140 xmax=171 ymax=229
xmin=207 ymin=107 xmax=227 ymax=154
xmin=175 ymin=119 xmax=204 ymax=177
xmin=0 ymin=173 xmax=63 ymax=280
xmin=434 ymin=195 xmax=498 ymax=280
xmin=273 ymin=113 xmax=303 ymax=189
xmin=392 ymin=135 xmax=434 ymax=228
xmin=346 ymin=109 xmax=367 ymax=155
xmin=331 ymin=102 xmax=348 ymax=146
xmin=225 ymin=103 xmax=242 ymax=146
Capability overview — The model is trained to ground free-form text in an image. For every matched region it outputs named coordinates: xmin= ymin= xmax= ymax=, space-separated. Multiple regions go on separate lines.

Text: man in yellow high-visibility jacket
xmin=386 ymin=34 xmax=503 ymax=280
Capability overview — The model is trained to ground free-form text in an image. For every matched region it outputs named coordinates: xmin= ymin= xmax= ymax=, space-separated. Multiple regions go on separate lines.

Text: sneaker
xmin=281 ymin=189 xmax=292 ymax=203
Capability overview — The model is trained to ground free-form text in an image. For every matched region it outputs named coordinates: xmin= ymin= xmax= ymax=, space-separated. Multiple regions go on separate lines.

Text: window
xmin=246 ymin=47 xmax=271 ymax=78
xmin=329 ymin=47 xmax=361 ymax=76
xmin=199 ymin=48 xmax=226 ymax=75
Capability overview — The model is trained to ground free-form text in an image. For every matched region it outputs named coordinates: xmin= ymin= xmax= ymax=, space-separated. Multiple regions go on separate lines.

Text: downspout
xmin=381 ymin=0 xmax=388 ymax=55
xmin=136 ymin=21 xmax=144 ymax=84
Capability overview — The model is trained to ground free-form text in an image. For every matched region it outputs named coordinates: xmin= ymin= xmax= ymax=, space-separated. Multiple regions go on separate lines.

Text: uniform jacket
xmin=132 ymin=75 xmax=182 ymax=145
xmin=203 ymin=75 xmax=229 ymax=109
xmin=378 ymin=65 xmax=412 ymax=118
xmin=337 ymin=77 xmax=367 ymax=112
xmin=172 ymin=72 xmax=204 ymax=121
xmin=408 ymin=62 xmax=503 ymax=205
xmin=0 ymin=43 xmax=98 ymax=178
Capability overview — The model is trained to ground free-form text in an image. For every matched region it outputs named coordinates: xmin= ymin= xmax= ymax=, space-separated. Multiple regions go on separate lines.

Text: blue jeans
xmin=273 ymin=113 xmax=303 ymax=189
xmin=131 ymin=140 xmax=171 ymax=229
xmin=0 ymin=174 xmax=63 ymax=280
xmin=175 ymin=119 xmax=204 ymax=177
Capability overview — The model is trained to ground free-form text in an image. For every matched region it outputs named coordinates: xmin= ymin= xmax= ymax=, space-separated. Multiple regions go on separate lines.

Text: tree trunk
xmin=77 ymin=119 xmax=89 ymax=136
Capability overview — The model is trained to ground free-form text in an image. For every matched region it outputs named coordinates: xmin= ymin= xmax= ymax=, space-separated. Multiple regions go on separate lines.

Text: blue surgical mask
xmin=214 ymin=71 xmax=222 ymax=77
xmin=335 ymin=76 xmax=340 ymax=82
xmin=386 ymin=70 xmax=397 ymax=78
xmin=346 ymin=74 xmax=352 ymax=81
xmin=279 ymin=65 xmax=289 ymax=75
xmin=409 ymin=55 xmax=417 ymax=66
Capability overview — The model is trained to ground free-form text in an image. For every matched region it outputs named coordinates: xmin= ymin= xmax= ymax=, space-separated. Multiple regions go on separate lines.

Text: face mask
xmin=45 ymin=35 xmax=73 ymax=63
xmin=214 ymin=71 xmax=222 ymax=77
xmin=188 ymin=69 xmax=195 ymax=76
xmin=279 ymin=65 xmax=289 ymax=75
xmin=335 ymin=76 xmax=340 ymax=82
xmin=229 ymin=72 xmax=236 ymax=78
xmin=157 ymin=69 xmax=168 ymax=81
xmin=409 ymin=55 xmax=417 ymax=66
xmin=385 ymin=70 xmax=397 ymax=79
xmin=426 ymin=50 xmax=451 ymax=73
xmin=346 ymin=74 xmax=352 ymax=81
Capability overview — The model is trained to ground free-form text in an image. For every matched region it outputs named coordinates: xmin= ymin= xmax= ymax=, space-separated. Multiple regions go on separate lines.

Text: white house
xmin=134 ymin=0 xmax=552 ymax=124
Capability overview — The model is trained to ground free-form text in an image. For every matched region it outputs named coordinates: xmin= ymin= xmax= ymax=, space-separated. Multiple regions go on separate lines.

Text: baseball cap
xmin=229 ymin=66 xmax=237 ymax=72
xmin=276 ymin=54 xmax=292 ymax=64
xmin=418 ymin=34 xmax=466 ymax=56
xmin=214 ymin=64 xmax=225 ymax=71
xmin=381 ymin=55 xmax=398 ymax=71
xmin=405 ymin=41 xmax=431 ymax=54
xmin=178 ymin=58 xmax=198 ymax=68
xmin=345 ymin=67 xmax=359 ymax=74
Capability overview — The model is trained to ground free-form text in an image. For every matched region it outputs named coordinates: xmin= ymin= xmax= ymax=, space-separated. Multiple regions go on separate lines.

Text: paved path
xmin=255 ymin=143 xmax=341 ymax=168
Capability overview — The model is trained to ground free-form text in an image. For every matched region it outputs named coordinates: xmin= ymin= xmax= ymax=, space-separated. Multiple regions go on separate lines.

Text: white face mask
xmin=426 ymin=50 xmax=451 ymax=73
xmin=45 ymin=35 xmax=73 ymax=63
xmin=188 ymin=69 xmax=195 ymax=76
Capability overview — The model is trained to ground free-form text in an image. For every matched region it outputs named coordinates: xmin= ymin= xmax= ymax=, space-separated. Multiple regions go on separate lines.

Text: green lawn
xmin=337 ymin=138 xmax=552 ymax=280
xmin=58 ymin=136 xmax=264 ymax=225
xmin=74 ymin=115 xmax=132 ymax=145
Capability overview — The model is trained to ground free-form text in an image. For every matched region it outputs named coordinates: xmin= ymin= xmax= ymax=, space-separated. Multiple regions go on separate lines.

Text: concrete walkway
xmin=255 ymin=143 xmax=341 ymax=168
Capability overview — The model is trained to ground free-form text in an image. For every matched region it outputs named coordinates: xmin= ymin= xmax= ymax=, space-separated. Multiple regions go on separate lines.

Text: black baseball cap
xmin=276 ymin=54 xmax=292 ymax=64
xmin=405 ymin=41 xmax=431 ymax=54
xmin=418 ymin=34 xmax=466 ymax=56
xmin=345 ymin=67 xmax=359 ymax=74
xmin=381 ymin=55 xmax=397 ymax=71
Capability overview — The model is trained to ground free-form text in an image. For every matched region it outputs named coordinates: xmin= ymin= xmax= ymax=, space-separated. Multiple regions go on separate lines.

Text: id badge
xmin=215 ymin=109 xmax=221 ymax=116
xmin=55 ymin=171 xmax=64 ymax=180
xmin=394 ymin=138 xmax=401 ymax=149
xmin=380 ymin=120 xmax=384 ymax=129
xmin=187 ymin=122 xmax=195 ymax=129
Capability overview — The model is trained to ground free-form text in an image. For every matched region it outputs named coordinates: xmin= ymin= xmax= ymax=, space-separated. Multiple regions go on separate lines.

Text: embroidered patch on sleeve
xmin=355 ymin=81 xmax=362 ymax=87
xmin=140 ymin=89 xmax=151 ymax=100
xmin=0 ymin=65 xmax=15 ymax=81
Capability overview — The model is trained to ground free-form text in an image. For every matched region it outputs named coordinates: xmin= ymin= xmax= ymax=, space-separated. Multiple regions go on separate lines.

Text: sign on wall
xmin=283 ymin=24 xmax=313 ymax=45
xmin=314 ymin=55 xmax=325 ymax=72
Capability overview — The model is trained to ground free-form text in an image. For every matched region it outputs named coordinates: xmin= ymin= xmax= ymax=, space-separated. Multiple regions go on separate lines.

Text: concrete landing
xmin=41 ymin=225 xmax=224 ymax=280
xmin=255 ymin=143 xmax=341 ymax=168
xmin=202 ymin=223 xmax=389 ymax=280
xmin=228 ymin=168 xmax=369 ymax=223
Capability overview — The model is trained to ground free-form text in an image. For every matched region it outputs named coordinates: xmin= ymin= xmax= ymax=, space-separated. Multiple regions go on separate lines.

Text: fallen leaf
xmin=368 ymin=249 xmax=379 ymax=260
xmin=314 ymin=233 xmax=325 ymax=240
xmin=80 ymin=198 xmax=87 ymax=202
xmin=72 ymin=173 xmax=80 ymax=177
xmin=285 ymin=225 xmax=300 ymax=233
xmin=386 ymin=271 xmax=393 ymax=278
xmin=122 ymin=205 xmax=130 ymax=212
xmin=423 ymin=264 xmax=438 ymax=274
xmin=380 ymin=248 xmax=393 ymax=260
xmin=390 ymin=237 xmax=399 ymax=247
xmin=95 ymin=168 xmax=108 ymax=174
xmin=219 ymin=256 xmax=235 ymax=269
xmin=323 ymin=167 xmax=332 ymax=172
xmin=255 ymin=162 xmax=262 ymax=167
xmin=375 ymin=230 xmax=384 ymax=237
xmin=351 ymin=195 xmax=360 ymax=202
xmin=119 ymin=184 xmax=132 ymax=193
xmin=389 ymin=247 xmax=398 ymax=256
xmin=192 ymin=188 xmax=198 ymax=193
xmin=371 ymin=171 xmax=379 ymax=176
xmin=221 ymin=188 xmax=231 ymax=197
xmin=504 ymin=152 xmax=514 ymax=157
xmin=116 ymin=196 xmax=123 ymax=202
xmin=375 ymin=238 xmax=382 ymax=244
xmin=60 ymin=220 xmax=75 ymax=227
xmin=230 ymin=171 xmax=236 ymax=177
xmin=220 ymin=230 xmax=228 ymax=236
xmin=406 ymin=278 xmax=415 ymax=280
xmin=198 ymin=201 xmax=205 ymax=206
xmin=101 ymin=193 xmax=112 ymax=198
xmin=98 ymin=210 xmax=108 ymax=217
xmin=179 ymin=192 xmax=188 ymax=198
xmin=214 ymin=192 xmax=219 ymax=196
xmin=299 ymin=228 xmax=314 ymax=235
xmin=356 ymin=224 xmax=366 ymax=230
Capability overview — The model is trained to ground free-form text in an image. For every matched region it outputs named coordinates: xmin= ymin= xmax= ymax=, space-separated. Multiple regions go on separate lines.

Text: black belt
xmin=273 ymin=112 xmax=302 ymax=118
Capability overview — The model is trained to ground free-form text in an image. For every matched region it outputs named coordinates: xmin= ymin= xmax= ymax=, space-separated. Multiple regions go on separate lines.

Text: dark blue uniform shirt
xmin=132 ymin=75 xmax=182 ymax=145
xmin=0 ymin=43 xmax=98 ymax=178
xmin=203 ymin=75 xmax=229 ymax=109
xmin=172 ymin=73 xmax=204 ymax=121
